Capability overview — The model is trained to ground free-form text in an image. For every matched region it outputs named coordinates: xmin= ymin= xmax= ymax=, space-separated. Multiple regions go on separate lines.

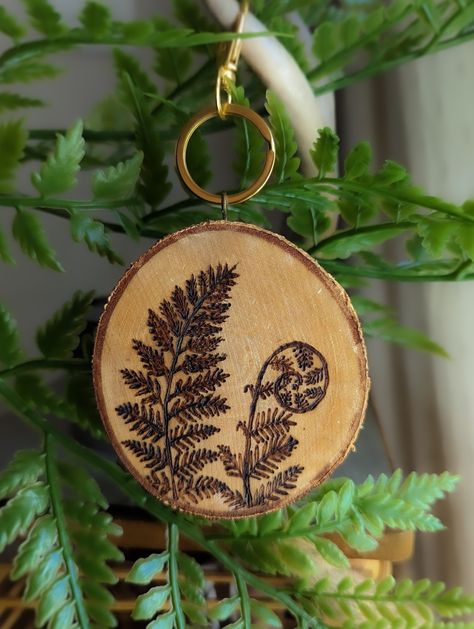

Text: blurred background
xmin=0 ymin=0 xmax=473 ymax=601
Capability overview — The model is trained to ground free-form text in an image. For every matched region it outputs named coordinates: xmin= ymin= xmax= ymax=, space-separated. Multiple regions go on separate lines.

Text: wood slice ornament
xmin=93 ymin=85 xmax=369 ymax=518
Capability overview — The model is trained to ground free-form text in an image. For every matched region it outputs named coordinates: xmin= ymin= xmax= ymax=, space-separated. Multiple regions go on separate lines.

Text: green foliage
xmin=0 ymin=92 xmax=44 ymax=112
xmin=0 ymin=119 xmax=27 ymax=193
xmin=154 ymin=46 xmax=192 ymax=84
xmin=31 ymin=120 xmax=85 ymax=197
xmin=222 ymin=470 xmax=459 ymax=576
xmin=12 ymin=208 xmax=63 ymax=271
xmin=21 ymin=0 xmax=66 ymax=37
xmin=310 ymin=0 xmax=474 ymax=94
xmin=79 ymin=1 xmax=112 ymax=39
xmin=0 ymin=444 xmax=122 ymax=627
xmin=299 ymin=574 xmax=474 ymax=627
xmin=70 ymin=209 xmax=122 ymax=264
xmin=92 ymin=151 xmax=143 ymax=201
xmin=230 ymin=83 xmax=266 ymax=189
xmin=1 ymin=4 xmax=474 ymax=628
xmin=0 ymin=60 xmax=61 ymax=84
xmin=0 ymin=305 xmax=22 ymax=368
xmin=0 ymin=7 xmax=26 ymax=40
xmin=128 ymin=525 xmax=186 ymax=629
xmin=265 ymin=90 xmax=300 ymax=182
xmin=36 ymin=290 xmax=94 ymax=359
xmin=311 ymin=127 xmax=340 ymax=179
xmin=119 ymin=73 xmax=172 ymax=207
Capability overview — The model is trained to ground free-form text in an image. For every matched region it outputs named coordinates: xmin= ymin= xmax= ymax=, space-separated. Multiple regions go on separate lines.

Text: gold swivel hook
xmin=215 ymin=0 xmax=249 ymax=119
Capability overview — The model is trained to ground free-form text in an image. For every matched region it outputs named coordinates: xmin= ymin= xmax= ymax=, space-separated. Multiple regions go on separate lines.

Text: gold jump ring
xmin=176 ymin=104 xmax=275 ymax=205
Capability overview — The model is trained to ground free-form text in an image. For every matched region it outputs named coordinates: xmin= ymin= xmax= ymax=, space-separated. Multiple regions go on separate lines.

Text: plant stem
xmin=44 ymin=434 xmax=90 ymax=629
xmin=0 ymin=358 xmax=89 ymax=378
xmin=309 ymin=5 xmax=414 ymax=81
xmin=0 ymin=378 xmax=325 ymax=629
xmin=309 ymin=221 xmax=414 ymax=255
xmin=320 ymin=259 xmax=474 ymax=282
xmin=168 ymin=523 xmax=186 ymax=629
xmin=312 ymin=28 xmax=474 ymax=95
xmin=28 ymin=129 xmax=134 ymax=143
xmin=316 ymin=177 xmax=474 ymax=223
xmin=235 ymin=570 xmax=252 ymax=628
xmin=0 ymin=195 xmax=137 ymax=211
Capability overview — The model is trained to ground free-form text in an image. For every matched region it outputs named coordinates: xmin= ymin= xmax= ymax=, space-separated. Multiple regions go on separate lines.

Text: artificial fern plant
xmin=1 ymin=0 xmax=474 ymax=627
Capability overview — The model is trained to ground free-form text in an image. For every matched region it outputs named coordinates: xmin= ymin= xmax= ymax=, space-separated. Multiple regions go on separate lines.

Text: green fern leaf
xmin=313 ymin=536 xmax=350 ymax=568
xmin=70 ymin=210 xmax=122 ymax=264
xmin=417 ymin=216 xmax=459 ymax=257
xmin=21 ymin=0 xmax=65 ymax=37
xmin=127 ymin=552 xmax=169 ymax=585
xmin=0 ymin=484 xmax=49 ymax=552
xmin=133 ymin=586 xmax=171 ymax=620
xmin=173 ymin=0 xmax=217 ymax=32
xmin=0 ymin=92 xmax=44 ymax=112
xmin=11 ymin=515 xmax=58 ymax=580
xmin=230 ymin=84 xmax=266 ymax=188
xmin=287 ymin=201 xmax=333 ymax=242
xmin=31 ymin=120 xmax=85 ymax=196
xmin=0 ymin=227 xmax=14 ymax=264
xmin=66 ymin=371 xmax=105 ymax=439
xmin=0 ymin=6 xmax=26 ymax=40
xmin=0 ymin=60 xmax=61 ymax=84
xmin=113 ymin=48 xmax=158 ymax=96
xmin=148 ymin=611 xmax=176 ymax=629
xmin=14 ymin=373 xmax=79 ymax=424
xmin=363 ymin=318 xmax=449 ymax=358
xmin=250 ymin=598 xmax=283 ymax=627
xmin=344 ymin=141 xmax=372 ymax=180
xmin=0 ymin=119 xmax=27 ymax=193
xmin=306 ymin=574 xmax=474 ymax=626
xmin=313 ymin=21 xmax=339 ymax=62
xmin=154 ymin=46 xmax=192 ymax=83
xmin=92 ymin=151 xmax=143 ymax=201
xmin=316 ymin=225 xmax=408 ymax=259
xmin=120 ymin=73 xmax=172 ymax=207
xmin=209 ymin=596 xmax=239 ymax=621
xmin=36 ymin=290 xmax=94 ymax=359
xmin=311 ymin=127 xmax=340 ymax=179
xmin=0 ymin=450 xmax=43 ymax=499
xmin=12 ymin=208 xmax=64 ymax=271
xmin=265 ymin=90 xmax=300 ymax=182
xmin=0 ymin=304 xmax=23 ymax=368
xmin=268 ymin=16 xmax=309 ymax=71
xmin=79 ymin=1 xmax=111 ymax=38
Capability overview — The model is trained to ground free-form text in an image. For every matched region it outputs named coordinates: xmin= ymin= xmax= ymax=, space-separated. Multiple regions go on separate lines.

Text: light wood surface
xmin=94 ymin=222 xmax=369 ymax=518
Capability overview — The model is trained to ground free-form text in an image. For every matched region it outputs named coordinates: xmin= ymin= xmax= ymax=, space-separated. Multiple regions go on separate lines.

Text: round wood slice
xmin=93 ymin=221 xmax=369 ymax=518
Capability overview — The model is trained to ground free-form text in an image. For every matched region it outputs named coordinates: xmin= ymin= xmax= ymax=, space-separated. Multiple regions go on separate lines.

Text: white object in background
xmin=205 ymin=0 xmax=335 ymax=176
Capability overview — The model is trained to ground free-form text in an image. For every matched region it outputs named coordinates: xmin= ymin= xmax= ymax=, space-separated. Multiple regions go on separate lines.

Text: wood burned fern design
xmin=116 ymin=263 xmax=238 ymax=504
xmin=219 ymin=341 xmax=329 ymax=509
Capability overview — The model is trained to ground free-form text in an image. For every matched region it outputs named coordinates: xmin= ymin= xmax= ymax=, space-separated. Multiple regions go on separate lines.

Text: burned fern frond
xmin=117 ymin=263 xmax=238 ymax=502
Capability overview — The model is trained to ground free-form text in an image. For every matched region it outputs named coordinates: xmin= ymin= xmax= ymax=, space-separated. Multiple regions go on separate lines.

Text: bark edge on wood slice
xmin=93 ymin=221 xmax=370 ymax=518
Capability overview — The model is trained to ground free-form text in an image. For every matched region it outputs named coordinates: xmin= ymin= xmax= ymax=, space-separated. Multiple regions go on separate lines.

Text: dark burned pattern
xmin=117 ymin=263 xmax=238 ymax=505
xmin=218 ymin=341 xmax=329 ymax=509
xmin=116 ymin=262 xmax=330 ymax=511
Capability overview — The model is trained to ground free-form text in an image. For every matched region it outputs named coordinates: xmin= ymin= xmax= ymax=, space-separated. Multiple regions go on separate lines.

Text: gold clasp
xmin=215 ymin=0 xmax=249 ymax=119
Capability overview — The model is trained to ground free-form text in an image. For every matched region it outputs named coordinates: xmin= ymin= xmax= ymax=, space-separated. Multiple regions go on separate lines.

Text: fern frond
xmin=128 ymin=524 xmax=185 ymax=628
xmin=36 ymin=290 xmax=94 ymax=359
xmin=301 ymin=575 xmax=474 ymax=627
xmin=0 ymin=444 xmax=121 ymax=627
xmin=31 ymin=120 xmax=85 ymax=197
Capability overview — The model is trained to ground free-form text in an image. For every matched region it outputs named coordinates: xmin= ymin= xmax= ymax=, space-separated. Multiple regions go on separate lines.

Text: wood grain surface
xmin=93 ymin=221 xmax=369 ymax=518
